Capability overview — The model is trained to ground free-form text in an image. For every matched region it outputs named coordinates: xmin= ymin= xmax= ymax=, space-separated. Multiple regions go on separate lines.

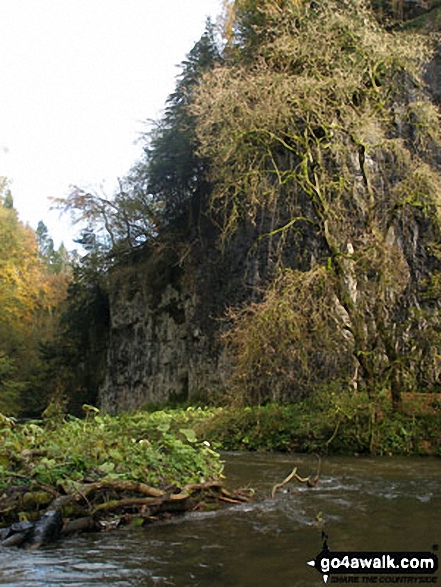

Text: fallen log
xmin=61 ymin=516 xmax=96 ymax=536
xmin=0 ymin=479 xmax=249 ymax=548
xmin=0 ymin=511 xmax=63 ymax=550
xmin=72 ymin=480 xmax=165 ymax=500
xmin=0 ymin=521 xmax=34 ymax=548
xmin=220 ymin=487 xmax=250 ymax=503
xmin=92 ymin=497 xmax=164 ymax=515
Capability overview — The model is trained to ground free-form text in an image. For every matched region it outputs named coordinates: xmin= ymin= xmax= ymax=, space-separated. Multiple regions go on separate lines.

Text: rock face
xmin=99 ymin=245 xmax=231 ymax=412
xmin=99 ymin=218 xmax=276 ymax=412
xmin=98 ymin=9 xmax=441 ymax=413
xmin=99 ymin=276 xmax=215 ymax=412
xmin=403 ymin=0 xmax=431 ymax=19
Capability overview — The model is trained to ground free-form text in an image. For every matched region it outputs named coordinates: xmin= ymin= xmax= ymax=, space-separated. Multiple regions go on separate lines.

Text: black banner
xmin=307 ymin=537 xmax=439 ymax=583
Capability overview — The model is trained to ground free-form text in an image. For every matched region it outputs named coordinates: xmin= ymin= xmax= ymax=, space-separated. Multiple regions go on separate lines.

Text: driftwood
xmin=61 ymin=516 xmax=96 ymax=536
xmin=0 ymin=479 xmax=250 ymax=548
xmin=271 ymin=455 xmax=322 ymax=498
xmin=0 ymin=454 xmax=324 ymax=548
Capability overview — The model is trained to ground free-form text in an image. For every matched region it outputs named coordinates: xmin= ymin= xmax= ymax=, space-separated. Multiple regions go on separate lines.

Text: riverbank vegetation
xmin=1 ymin=1 xmax=440 ymax=468
xmin=135 ymin=393 xmax=441 ymax=457
xmin=0 ymin=408 xmax=222 ymax=491
xmin=0 ymin=408 xmax=251 ymax=545
xmin=193 ymin=393 xmax=441 ymax=456
xmin=2 ymin=393 xmax=438 ymax=545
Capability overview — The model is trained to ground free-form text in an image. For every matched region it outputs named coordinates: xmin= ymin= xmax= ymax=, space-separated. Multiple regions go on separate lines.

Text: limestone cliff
xmin=98 ymin=1 xmax=441 ymax=412
xmin=98 ymin=227 xmax=260 ymax=412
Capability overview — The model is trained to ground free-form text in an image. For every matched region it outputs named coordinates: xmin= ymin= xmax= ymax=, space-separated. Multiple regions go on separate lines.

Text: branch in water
xmin=271 ymin=455 xmax=321 ymax=498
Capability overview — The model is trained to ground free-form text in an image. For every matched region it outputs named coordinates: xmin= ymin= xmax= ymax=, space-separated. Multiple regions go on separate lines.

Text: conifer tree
xmin=141 ymin=20 xmax=221 ymax=225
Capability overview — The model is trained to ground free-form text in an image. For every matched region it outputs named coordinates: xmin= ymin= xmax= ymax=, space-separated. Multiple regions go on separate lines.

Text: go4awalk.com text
xmin=307 ymin=547 xmax=438 ymax=584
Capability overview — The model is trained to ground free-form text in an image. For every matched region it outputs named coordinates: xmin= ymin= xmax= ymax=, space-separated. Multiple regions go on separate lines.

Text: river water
xmin=0 ymin=453 xmax=440 ymax=586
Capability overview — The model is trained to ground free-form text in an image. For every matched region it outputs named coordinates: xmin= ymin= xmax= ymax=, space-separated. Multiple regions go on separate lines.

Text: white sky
xmin=0 ymin=0 xmax=222 ymax=247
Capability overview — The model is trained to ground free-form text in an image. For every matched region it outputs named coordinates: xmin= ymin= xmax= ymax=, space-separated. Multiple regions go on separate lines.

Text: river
xmin=0 ymin=453 xmax=440 ymax=586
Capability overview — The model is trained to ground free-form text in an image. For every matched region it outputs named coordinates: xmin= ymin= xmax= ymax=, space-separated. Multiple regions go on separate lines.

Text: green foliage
xmin=402 ymin=2 xmax=441 ymax=31
xmin=223 ymin=0 xmax=275 ymax=60
xmin=43 ymin=258 xmax=111 ymax=415
xmin=195 ymin=394 xmax=369 ymax=453
xmin=0 ymin=407 xmax=223 ymax=490
xmin=194 ymin=392 xmax=441 ymax=455
xmin=36 ymin=221 xmax=70 ymax=274
xmin=0 ymin=178 xmax=14 ymax=209
xmin=0 ymin=354 xmax=24 ymax=415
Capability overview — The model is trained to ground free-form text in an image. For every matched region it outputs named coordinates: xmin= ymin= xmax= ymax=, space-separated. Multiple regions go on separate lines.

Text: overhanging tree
xmin=192 ymin=0 xmax=441 ymax=408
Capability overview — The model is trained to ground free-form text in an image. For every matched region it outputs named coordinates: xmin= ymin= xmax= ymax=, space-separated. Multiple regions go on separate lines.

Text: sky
xmin=0 ymin=0 xmax=222 ymax=247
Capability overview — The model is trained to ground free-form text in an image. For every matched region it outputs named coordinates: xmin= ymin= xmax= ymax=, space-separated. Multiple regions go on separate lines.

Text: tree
xmin=222 ymin=0 xmax=291 ymax=59
xmin=192 ymin=0 xmax=441 ymax=408
xmin=0 ymin=353 xmax=24 ymax=415
xmin=52 ymin=22 xmax=221 ymax=264
xmin=36 ymin=220 xmax=55 ymax=258
xmin=36 ymin=220 xmax=71 ymax=275
xmin=43 ymin=255 xmax=111 ymax=415
xmin=0 ymin=182 xmax=71 ymax=415
xmin=0 ymin=192 xmax=43 ymax=343
xmin=51 ymin=181 xmax=160 ymax=263
xmin=139 ymin=20 xmax=221 ymax=226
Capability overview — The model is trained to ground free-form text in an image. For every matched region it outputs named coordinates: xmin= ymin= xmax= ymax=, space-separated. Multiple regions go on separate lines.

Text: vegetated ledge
xmin=0 ymin=409 xmax=249 ymax=549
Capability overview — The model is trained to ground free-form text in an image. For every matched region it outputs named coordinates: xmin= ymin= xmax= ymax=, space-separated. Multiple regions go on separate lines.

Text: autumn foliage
xmin=0 ymin=180 xmax=70 ymax=415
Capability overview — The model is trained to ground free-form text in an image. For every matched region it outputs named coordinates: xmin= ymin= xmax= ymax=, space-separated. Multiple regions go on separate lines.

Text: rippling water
xmin=1 ymin=454 xmax=440 ymax=586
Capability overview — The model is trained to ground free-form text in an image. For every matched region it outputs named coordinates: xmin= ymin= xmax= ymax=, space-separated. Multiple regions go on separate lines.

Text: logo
xmin=307 ymin=534 xmax=439 ymax=584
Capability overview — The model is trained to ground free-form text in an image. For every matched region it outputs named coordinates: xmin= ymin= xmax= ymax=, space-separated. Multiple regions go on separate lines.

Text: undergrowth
xmin=0 ymin=408 xmax=223 ymax=490
xmin=190 ymin=392 xmax=441 ymax=456
xmin=1 ymin=392 xmax=437 ymax=495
